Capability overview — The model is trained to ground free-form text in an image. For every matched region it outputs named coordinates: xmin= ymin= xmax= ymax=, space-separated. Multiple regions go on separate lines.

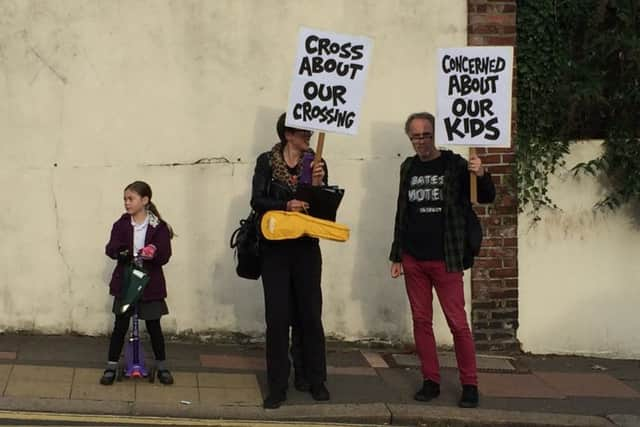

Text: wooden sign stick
xmin=312 ymin=132 xmax=325 ymax=186
xmin=470 ymin=147 xmax=478 ymax=204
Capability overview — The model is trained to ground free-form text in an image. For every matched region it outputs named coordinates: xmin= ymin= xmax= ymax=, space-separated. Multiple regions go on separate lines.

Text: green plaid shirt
xmin=389 ymin=150 xmax=495 ymax=272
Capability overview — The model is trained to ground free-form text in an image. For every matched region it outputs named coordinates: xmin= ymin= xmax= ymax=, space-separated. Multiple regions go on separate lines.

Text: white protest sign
xmin=286 ymin=27 xmax=373 ymax=136
xmin=436 ymin=47 xmax=513 ymax=147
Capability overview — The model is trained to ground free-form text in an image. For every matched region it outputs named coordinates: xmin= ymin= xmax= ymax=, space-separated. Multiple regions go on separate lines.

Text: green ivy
xmin=517 ymin=0 xmax=640 ymax=218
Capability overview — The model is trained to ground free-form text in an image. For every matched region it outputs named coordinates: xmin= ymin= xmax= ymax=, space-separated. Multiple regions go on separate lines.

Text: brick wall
xmin=467 ymin=0 xmax=519 ymax=352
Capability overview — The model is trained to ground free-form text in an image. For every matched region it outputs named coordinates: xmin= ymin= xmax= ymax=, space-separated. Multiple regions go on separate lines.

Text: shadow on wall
xmin=206 ymin=106 xmax=282 ymax=338
xmin=348 ymin=121 xmax=412 ymax=343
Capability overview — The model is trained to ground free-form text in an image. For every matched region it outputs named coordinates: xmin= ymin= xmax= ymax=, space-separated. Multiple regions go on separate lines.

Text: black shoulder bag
xmin=463 ymin=204 xmax=483 ymax=270
xmin=230 ymin=210 xmax=262 ymax=280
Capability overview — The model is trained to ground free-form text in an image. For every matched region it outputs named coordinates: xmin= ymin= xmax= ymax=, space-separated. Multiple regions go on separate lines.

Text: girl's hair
xmin=125 ymin=181 xmax=175 ymax=239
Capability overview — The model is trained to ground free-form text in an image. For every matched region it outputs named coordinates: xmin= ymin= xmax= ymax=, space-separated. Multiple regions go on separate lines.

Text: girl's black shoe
xmin=157 ymin=369 xmax=174 ymax=385
xmin=100 ymin=369 xmax=116 ymax=386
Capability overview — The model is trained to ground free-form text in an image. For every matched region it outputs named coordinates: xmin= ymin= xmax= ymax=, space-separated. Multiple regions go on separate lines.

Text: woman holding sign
xmin=251 ymin=113 xmax=329 ymax=409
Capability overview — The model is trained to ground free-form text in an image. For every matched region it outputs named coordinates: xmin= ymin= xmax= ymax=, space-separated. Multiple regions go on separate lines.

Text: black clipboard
xmin=295 ymin=185 xmax=345 ymax=222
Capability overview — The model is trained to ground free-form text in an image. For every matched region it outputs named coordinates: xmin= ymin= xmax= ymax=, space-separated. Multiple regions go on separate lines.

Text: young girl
xmin=100 ymin=181 xmax=175 ymax=386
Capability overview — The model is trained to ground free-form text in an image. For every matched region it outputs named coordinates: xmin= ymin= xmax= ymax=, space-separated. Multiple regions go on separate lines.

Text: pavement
xmin=1 ymin=334 xmax=640 ymax=426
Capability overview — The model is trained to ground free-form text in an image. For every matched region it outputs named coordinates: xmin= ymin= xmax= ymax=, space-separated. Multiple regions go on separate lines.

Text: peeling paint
xmin=145 ymin=157 xmax=236 ymax=167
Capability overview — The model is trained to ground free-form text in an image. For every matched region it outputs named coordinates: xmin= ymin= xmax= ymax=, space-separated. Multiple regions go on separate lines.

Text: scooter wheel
xmin=149 ymin=367 xmax=156 ymax=383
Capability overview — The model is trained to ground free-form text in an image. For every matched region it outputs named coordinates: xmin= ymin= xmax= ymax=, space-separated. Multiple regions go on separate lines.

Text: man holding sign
xmin=389 ymin=112 xmax=495 ymax=408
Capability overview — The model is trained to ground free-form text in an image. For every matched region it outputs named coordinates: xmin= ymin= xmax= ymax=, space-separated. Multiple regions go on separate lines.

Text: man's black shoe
xmin=458 ymin=384 xmax=479 ymax=408
xmin=414 ymin=379 xmax=440 ymax=402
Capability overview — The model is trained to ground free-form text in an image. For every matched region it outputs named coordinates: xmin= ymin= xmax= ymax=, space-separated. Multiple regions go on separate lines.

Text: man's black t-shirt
xmin=403 ymin=155 xmax=446 ymax=261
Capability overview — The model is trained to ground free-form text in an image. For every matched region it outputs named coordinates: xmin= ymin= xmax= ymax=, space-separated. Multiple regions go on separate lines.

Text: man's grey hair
xmin=404 ymin=112 xmax=435 ymax=135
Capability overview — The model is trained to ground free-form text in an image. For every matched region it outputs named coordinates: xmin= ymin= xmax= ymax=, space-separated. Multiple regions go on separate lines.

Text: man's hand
xmin=286 ymin=199 xmax=310 ymax=212
xmin=468 ymin=155 xmax=485 ymax=177
xmin=391 ymin=262 xmax=403 ymax=279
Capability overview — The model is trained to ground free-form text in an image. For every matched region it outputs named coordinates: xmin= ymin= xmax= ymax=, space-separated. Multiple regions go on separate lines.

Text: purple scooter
xmin=118 ymin=308 xmax=155 ymax=382
xmin=117 ymin=257 xmax=155 ymax=383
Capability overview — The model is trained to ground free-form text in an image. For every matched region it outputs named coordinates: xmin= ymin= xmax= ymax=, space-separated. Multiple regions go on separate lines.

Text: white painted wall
xmin=0 ymin=0 xmax=469 ymax=343
xmin=519 ymin=140 xmax=640 ymax=358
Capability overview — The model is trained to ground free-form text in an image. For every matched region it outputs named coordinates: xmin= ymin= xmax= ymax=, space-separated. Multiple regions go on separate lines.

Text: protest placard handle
xmin=470 ymin=147 xmax=478 ymax=204
xmin=313 ymin=132 xmax=325 ymax=186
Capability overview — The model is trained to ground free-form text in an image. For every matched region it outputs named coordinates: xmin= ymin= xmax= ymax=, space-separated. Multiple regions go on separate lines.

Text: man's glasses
xmin=409 ymin=133 xmax=433 ymax=142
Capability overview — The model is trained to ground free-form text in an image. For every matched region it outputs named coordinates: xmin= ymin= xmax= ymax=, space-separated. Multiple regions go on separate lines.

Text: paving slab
xmin=197 ymin=372 xmax=259 ymax=389
xmin=327 ymin=366 xmax=377 ymax=376
xmin=624 ymin=380 xmax=640 ymax=394
xmin=0 ymin=335 xmax=23 ymax=352
xmin=392 ymin=352 xmax=515 ymax=372
xmin=326 ymin=350 xmax=369 ymax=367
xmin=0 ymin=364 xmax=11 ymax=393
xmin=200 ymin=354 xmax=265 ymax=370
xmin=285 ymin=374 xmax=394 ymax=405
xmin=16 ymin=336 xmax=105 ymax=363
xmin=164 ymin=371 xmax=198 ymax=387
xmin=5 ymin=379 xmax=71 ymax=399
xmin=467 ymin=353 xmax=516 ymax=372
xmin=71 ymin=382 xmax=135 ymax=402
xmin=0 ymin=352 xmax=16 ymax=360
xmin=323 ymin=374 xmax=400 ymax=404
xmin=0 ymin=396 xmax=131 ymax=416
xmin=135 ymin=384 xmax=199 ymax=404
xmin=478 ymin=373 xmax=566 ymax=399
xmin=360 ymin=351 xmax=389 ymax=368
xmin=536 ymin=372 xmax=640 ymax=399
xmin=607 ymin=414 xmax=640 ymax=427
xmin=520 ymin=355 xmax=639 ymax=375
xmin=392 ymin=353 xmax=422 ymax=367
xmin=72 ymin=367 xmax=142 ymax=401
xmin=4 ymin=365 xmax=73 ymax=399
xmin=9 ymin=365 xmax=73 ymax=383
xmin=199 ymin=386 xmax=262 ymax=406
xmin=376 ymin=367 xmax=421 ymax=403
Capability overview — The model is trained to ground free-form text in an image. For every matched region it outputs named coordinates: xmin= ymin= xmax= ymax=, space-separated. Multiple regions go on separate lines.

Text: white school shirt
xmin=132 ymin=214 xmax=149 ymax=255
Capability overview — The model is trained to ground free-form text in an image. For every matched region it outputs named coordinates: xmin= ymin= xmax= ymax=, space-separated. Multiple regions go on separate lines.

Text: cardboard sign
xmin=286 ymin=27 xmax=373 ymax=136
xmin=436 ymin=47 xmax=513 ymax=147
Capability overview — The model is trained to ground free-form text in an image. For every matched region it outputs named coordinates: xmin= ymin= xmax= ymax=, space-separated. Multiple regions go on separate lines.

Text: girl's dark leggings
xmin=108 ymin=315 xmax=166 ymax=362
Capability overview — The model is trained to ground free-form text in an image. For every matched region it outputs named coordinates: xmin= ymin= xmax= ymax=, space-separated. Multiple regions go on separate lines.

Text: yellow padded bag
xmin=261 ymin=211 xmax=350 ymax=242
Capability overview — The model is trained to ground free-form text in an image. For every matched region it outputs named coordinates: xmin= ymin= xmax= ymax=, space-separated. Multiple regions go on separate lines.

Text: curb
xmin=387 ymin=404 xmax=615 ymax=427
xmin=0 ymin=398 xmax=620 ymax=427
xmin=0 ymin=398 xmax=390 ymax=425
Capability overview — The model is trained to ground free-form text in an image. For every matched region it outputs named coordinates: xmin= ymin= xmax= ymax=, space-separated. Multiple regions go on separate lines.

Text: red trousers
xmin=402 ymin=254 xmax=478 ymax=386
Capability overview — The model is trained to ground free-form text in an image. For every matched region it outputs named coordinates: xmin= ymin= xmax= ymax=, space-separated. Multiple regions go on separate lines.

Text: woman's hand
xmin=286 ymin=199 xmax=310 ymax=212
xmin=311 ymin=160 xmax=326 ymax=186
xmin=468 ymin=155 xmax=485 ymax=177
xmin=390 ymin=262 xmax=403 ymax=279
